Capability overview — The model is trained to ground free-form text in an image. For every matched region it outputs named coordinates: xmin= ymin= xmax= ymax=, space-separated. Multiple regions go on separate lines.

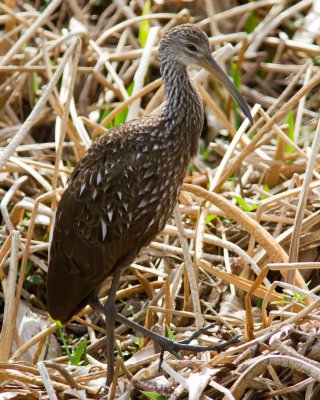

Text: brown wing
xmin=47 ymin=116 xmax=172 ymax=323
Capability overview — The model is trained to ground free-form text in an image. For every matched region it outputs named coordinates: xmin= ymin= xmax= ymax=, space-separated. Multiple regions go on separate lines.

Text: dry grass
xmin=1 ymin=0 xmax=320 ymax=399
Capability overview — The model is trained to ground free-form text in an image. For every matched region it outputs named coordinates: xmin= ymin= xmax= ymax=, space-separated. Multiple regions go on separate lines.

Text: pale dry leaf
xmin=293 ymin=0 xmax=320 ymax=44
xmin=187 ymin=367 xmax=219 ymax=400
xmin=62 ymin=389 xmax=87 ymax=400
xmin=219 ymin=293 xmax=262 ymax=325
xmin=0 ymin=394 xmax=38 ymax=399
xmin=208 ymin=279 xmax=229 ymax=307
xmin=13 ymin=300 xmax=60 ymax=361
xmin=124 ymin=342 xmax=158 ymax=369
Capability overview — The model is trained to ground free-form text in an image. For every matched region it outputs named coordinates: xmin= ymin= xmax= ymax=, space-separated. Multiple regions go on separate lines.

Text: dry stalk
xmin=51 ymin=38 xmax=82 ymax=209
xmin=287 ymin=117 xmax=320 ymax=283
xmin=0 ymin=38 xmax=81 ymax=169
xmin=228 ymin=354 xmax=320 ymax=400
xmin=0 ymin=0 xmax=63 ymax=66
xmin=174 ymin=205 xmax=204 ymax=329
xmin=183 ymin=184 xmax=289 ymax=263
xmin=0 ymin=230 xmax=20 ymax=361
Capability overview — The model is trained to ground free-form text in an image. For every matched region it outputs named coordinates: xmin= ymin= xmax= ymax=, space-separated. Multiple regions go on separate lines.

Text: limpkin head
xmin=159 ymin=24 xmax=253 ymax=124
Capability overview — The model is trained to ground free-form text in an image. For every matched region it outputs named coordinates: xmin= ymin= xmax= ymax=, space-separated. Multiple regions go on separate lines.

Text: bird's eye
xmin=186 ymin=44 xmax=197 ymax=52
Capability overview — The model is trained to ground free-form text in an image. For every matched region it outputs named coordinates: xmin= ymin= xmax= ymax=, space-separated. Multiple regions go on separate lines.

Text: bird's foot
xmin=155 ymin=326 xmax=241 ymax=369
xmin=115 ymin=312 xmax=240 ymax=367
xmin=90 ymin=296 xmax=240 ymax=382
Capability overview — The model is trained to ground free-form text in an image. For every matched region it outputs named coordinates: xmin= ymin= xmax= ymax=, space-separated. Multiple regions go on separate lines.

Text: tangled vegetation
xmin=1 ymin=0 xmax=320 ymax=398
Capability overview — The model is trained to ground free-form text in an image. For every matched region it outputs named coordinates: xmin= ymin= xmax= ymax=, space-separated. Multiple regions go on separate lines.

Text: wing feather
xmin=47 ymin=117 xmax=167 ymax=322
xmin=47 ymin=114 xmax=187 ymax=323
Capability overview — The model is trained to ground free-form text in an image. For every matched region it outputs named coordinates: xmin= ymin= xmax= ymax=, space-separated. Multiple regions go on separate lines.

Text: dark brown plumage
xmin=48 ymin=110 xmax=201 ymax=322
xmin=47 ymin=24 xmax=252 ymax=384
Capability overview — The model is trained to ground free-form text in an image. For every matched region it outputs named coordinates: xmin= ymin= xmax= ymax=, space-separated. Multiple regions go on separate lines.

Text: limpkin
xmin=47 ymin=24 xmax=252 ymax=385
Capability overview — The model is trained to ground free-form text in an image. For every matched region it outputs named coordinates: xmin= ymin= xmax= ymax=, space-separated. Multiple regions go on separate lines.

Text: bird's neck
xmin=161 ymin=60 xmax=204 ymax=157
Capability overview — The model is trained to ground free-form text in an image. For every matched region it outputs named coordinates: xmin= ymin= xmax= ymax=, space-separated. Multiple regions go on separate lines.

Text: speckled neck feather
xmin=160 ymin=58 xmax=203 ymax=155
xmin=158 ymin=29 xmax=204 ymax=155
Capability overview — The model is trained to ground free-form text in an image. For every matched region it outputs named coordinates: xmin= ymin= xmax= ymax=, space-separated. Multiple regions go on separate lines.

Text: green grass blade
xmin=71 ymin=339 xmax=88 ymax=366
xmin=233 ymin=194 xmax=250 ymax=212
xmin=231 ymin=60 xmax=241 ymax=129
xmin=284 ymin=111 xmax=295 ymax=153
xmin=138 ymin=0 xmax=151 ymax=47
xmin=140 ymin=391 xmax=166 ymax=400
xmin=166 ymin=324 xmax=175 ymax=341
xmin=53 ymin=321 xmax=72 ymax=361
xmin=245 ymin=1 xmax=260 ymax=34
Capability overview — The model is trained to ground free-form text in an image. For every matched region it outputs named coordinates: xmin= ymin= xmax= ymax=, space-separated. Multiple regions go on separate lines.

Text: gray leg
xmin=114 ymin=312 xmax=240 ymax=356
xmin=90 ymin=268 xmax=121 ymax=386
xmin=105 ymin=268 xmax=121 ymax=386
xmin=91 ymin=271 xmax=240 ymax=382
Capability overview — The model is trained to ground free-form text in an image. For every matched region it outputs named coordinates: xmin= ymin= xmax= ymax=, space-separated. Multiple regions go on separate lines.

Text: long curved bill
xmin=199 ymin=55 xmax=253 ymax=125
